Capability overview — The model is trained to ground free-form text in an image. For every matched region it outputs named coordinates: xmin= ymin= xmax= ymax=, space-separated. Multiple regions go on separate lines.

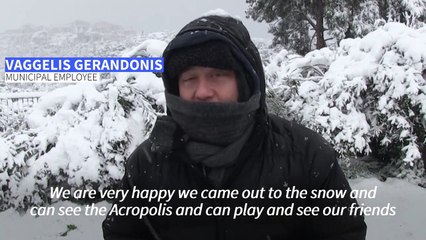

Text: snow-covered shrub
xmin=0 ymin=129 xmax=39 ymax=211
xmin=0 ymin=40 xmax=167 ymax=210
xmin=0 ymin=104 xmax=9 ymax=132
xmin=0 ymin=99 xmax=33 ymax=134
xmin=265 ymin=47 xmax=335 ymax=120
xmin=0 ymin=78 xmax=162 ymax=210
xmin=267 ymin=22 xmax=425 ymax=179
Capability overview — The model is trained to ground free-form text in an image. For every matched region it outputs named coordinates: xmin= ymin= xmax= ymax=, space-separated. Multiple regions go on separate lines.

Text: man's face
xmin=178 ymin=66 xmax=239 ymax=102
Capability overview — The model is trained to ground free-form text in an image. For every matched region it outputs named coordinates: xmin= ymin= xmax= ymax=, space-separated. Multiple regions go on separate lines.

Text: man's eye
xmin=182 ymin=77 xmax=195 ymax=83
xmin=182 ymin=76 xmax=193 ymax=80
xmin=213 ymin=72 xmax=226 ymax=77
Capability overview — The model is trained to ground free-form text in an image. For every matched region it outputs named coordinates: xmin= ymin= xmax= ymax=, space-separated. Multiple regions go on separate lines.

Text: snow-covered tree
xmin=0 ymin=40 xmax=167 ymax=210
xmin=246 ymin=0 xmax=426 ymax=54
xmin=246 ymin=0 xmax=327 ymax=54
xmin=266 ymin=22 xmax=425 ymax=181
xmin=246 ymin=0 xmax=368 ymax=53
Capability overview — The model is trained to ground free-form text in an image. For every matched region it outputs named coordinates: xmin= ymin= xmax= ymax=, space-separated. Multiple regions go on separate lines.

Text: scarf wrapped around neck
xmin=150 ymin=92 xmax=260 ymax=187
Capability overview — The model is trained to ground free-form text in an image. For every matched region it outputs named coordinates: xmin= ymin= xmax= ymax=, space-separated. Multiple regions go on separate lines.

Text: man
xmin=103 ymin=15 xmax=367 ymax=240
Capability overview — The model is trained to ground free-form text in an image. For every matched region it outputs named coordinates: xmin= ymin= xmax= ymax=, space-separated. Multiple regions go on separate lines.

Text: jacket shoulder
xmin=268 ymin=114 xmax=338 ymax=188
xmin=123 ymin=140 xmax=159 ymax=187
xmin=269 ymin=114 xmax=333 ymax=151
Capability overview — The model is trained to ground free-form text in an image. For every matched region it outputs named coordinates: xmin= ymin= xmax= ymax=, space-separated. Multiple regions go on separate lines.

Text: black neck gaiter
xmin=165 ymin=92 xmax=261 ymax=146
xmin=165 ymin=92 xmax=261 ymax=187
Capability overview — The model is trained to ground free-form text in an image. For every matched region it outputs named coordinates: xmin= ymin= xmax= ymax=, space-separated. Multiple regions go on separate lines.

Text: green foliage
xmin=60 ymin=224 xmax=77 ymax=237
xmin=246 ymin=0 xmax=361 ymax=53
xmin=246 ymin=0 xmax=317 ymax=54
xmin=246 ymin=0 xmax=426 ymax=54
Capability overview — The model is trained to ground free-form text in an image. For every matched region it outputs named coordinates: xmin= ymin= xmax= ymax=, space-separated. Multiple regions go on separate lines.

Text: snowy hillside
xmin=0 ymin=21 xmax=140 ymax=62
xmin=0 ymin=21 xmax=173 ymax=93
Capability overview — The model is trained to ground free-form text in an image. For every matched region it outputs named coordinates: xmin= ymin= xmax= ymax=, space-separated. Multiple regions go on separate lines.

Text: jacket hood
xmin=162 ymin=15 xmax=267 ymax=115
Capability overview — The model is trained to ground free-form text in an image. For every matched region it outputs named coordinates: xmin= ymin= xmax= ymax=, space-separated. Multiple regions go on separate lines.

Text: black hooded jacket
xmin=102 ymin=16 xmax=367 ymax=240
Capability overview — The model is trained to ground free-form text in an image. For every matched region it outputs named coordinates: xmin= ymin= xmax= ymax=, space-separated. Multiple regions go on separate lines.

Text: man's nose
xmin=194 ymin=78 xmax=214 ymax=101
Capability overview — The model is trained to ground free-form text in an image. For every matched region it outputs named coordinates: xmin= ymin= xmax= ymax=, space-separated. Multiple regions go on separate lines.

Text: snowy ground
xmin=351 ymin=178 xmax=426 ymax=240
xmin=0 ymin=178 xmax=424 ymax=240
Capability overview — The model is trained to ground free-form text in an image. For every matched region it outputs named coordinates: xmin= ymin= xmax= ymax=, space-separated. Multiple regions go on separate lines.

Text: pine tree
xmin=246 ymin=0 xmax=319 ymax=54
xmin=246 ymin=0 xmax=426 ymax=54
xmin=246 ymin=0 xmax=367 ymax=54
xmin=377 ymin=0 xmax=426 ymax=24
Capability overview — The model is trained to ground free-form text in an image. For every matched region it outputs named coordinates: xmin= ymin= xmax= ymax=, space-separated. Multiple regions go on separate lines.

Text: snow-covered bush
xmin=0 ymin=78 xmax=161 ymax=210
xmin=267 ymin=22 xmax=425 ymax=179
xmin=265 ymin=47 xmax=335 ymax=121
xmin=0 ymin=99 xmax=33 ymax=134
xmin=0 ymin=104 xmax=10 ymax=132
xmin=0 ymin=41 xmax=167 ymax=210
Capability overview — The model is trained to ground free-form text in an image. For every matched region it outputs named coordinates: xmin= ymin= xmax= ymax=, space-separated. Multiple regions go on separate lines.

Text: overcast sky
xmin=1 ymin=0 xmax=272 ymax=39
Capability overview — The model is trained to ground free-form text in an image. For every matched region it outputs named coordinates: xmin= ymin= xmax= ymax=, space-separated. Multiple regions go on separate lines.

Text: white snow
xmin=122 ymin=39 xmax=167 ymax=58
xmin=0 ymin=91 xmax=47 ymax=99
xmin=402 ymin=0 xmax=426 ymax=17
xmin=0 ymin=201 xmax=108 ymax=240
xmin=266 ymin=22 xmax=426 ymax=166
xmin=351 ymin=178 xmax=426 ymax=240
xmin=201 ymin=8 xmax=240 ymax=20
